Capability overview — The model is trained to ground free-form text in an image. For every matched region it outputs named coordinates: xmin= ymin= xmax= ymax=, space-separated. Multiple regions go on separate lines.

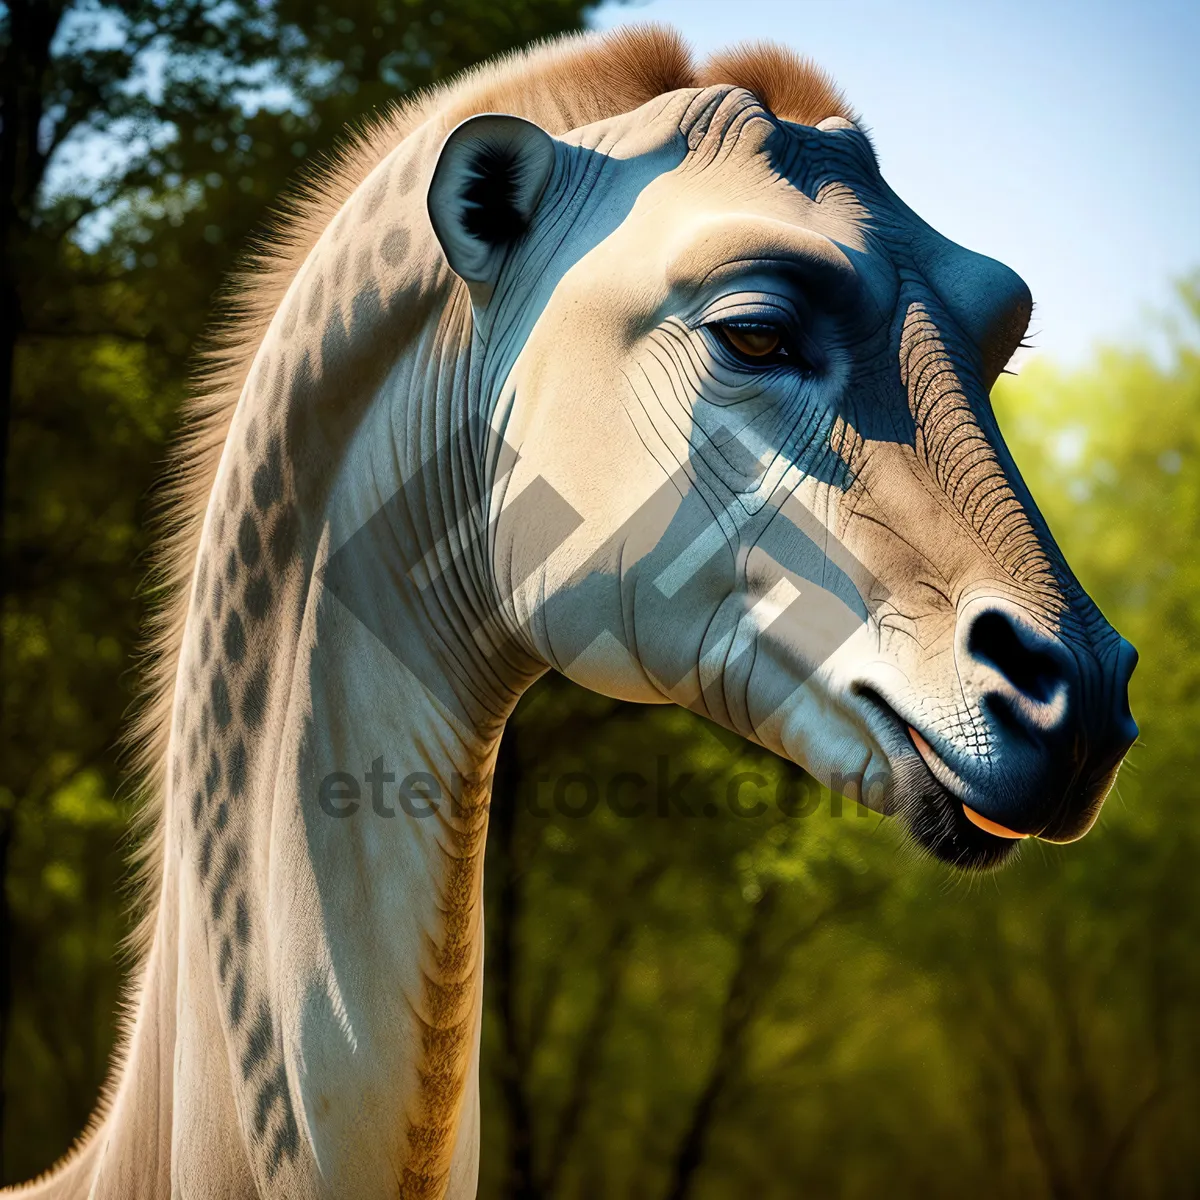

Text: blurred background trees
xmin=1 ymin=0 xmax=1198 ymax=1194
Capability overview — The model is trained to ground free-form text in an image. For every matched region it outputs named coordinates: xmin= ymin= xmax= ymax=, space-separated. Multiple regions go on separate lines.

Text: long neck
xmin=67 ymin=128 xmax=539 ymax=1200
xmin=245 ymin=313 xmax=524 ymax=1194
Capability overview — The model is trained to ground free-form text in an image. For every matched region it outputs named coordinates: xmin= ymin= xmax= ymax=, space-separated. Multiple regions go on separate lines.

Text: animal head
xmin=418 ymin=52 xmax=1138 ymax=871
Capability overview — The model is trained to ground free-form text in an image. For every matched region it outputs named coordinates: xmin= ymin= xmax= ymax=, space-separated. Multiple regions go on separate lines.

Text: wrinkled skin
xmin=438 ymin=86 xmax=1138 ymax=869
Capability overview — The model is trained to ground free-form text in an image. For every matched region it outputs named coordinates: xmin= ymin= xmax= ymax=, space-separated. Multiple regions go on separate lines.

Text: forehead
xmin=564 ymin=87 xmax=883 ymax=214
xmin=550 ymin=89 xmax=906 ymax=311
xmin=588 ymin=89 xmax=915 ymax=256
xmin=677 ymin=117 xmax=886 ymax=261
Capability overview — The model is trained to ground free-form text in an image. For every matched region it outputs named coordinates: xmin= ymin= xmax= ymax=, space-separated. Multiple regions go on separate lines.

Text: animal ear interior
xmin=428 ymin=113 xmax=556 ymax=288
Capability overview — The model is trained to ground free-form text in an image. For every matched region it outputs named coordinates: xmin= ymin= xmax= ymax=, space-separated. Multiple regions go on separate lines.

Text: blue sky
xmin=592 ymin=0 xmax=1199 ymax=365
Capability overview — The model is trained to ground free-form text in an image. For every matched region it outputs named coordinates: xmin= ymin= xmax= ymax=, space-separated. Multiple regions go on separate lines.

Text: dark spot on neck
xmin=269 ymin=504 xmax=299 ymax=569
xmin=245 ymin=573 xmax=272 ymax=622
xmin=205 ymin=751 xmax=221 ymax=799
xmin=242 ymin=663 xmax=269 ymax=729
xmin=229 ymin=738 xmax=247 ymax=796
xmin=381 ymin=225 xmax=409 ymax=265
xmin=211 ymin=672 xmax=232 ymax=728
xmin=210 ymin=842 xmax=241 ymax=921
xmin=253 ymin=439 xmax=283 ymax=511
xmin=223 ymin=609 xmax=245 ymax=662
xmin=235 ymin=893 xmax=250 ymax=944
xmin=230 ymin=970 xmax=246 ymax=1026
xmin=239 ymin=514 xmax=262 ymax=568
xmin=242 ymin=1004 xmax=273 ymax=1080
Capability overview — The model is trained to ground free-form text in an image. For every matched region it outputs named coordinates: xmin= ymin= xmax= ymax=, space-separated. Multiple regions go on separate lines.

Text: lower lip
xmin=906 ymin=726 xmax=1029 ymax=840
xmin=960 ymin=804 xmax=1028 ymax=840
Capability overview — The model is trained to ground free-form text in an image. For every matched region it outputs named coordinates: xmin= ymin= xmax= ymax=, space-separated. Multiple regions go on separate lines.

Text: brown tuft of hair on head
xmin=594 ymin=23 xmax=697 ymax=105
xmin=699 ymin=41 xmax=857 ymax=127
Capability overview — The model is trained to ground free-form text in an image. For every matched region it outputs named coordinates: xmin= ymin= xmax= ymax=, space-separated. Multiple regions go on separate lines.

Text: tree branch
xmin=489 ymin=725 xmax=543 ymax=1200
xmin=542 ymin=860 xmax=663 ymax=1195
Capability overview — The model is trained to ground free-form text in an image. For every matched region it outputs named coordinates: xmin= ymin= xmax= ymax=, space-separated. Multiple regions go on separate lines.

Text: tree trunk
xmin=662 ymin=883 xmax=780 ymax=1200
xmin=0 ymin=2 xmax=67 ymax=1178
xmin=543 ymin=860 xmax=662 ymax=1195
xmin=490 ymin=725 xmax=543 ymax=1200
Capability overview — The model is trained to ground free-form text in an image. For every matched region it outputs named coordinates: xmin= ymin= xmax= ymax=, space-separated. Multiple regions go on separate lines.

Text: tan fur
xmin=698 ymin=41 xmax=856 ymax=128
xmin=401 ymin=780 xmax=491 ymax=1197
xmin=41 ymin=24 xmax=854 ymax=1189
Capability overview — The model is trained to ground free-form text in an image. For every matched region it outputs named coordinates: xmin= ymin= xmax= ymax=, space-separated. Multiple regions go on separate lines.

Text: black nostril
xmin=967 ymin=609 xmax=1065 ymax=704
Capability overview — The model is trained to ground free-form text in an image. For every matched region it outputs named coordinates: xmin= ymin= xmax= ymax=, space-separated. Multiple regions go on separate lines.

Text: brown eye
xmin=721 ymin=324 xmax=781 ymax=358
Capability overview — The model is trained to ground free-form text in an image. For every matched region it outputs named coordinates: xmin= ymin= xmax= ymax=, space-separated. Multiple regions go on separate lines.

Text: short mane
xmin=128 ymin=23 xmax=854 ymax=952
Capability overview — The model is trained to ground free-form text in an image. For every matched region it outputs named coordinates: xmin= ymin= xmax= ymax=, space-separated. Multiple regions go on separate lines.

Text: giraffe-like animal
xmin=8 ymin=25 xmax=1137 ymax=1199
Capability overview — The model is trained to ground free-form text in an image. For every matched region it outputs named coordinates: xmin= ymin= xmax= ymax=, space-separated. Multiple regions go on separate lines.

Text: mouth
xmin=855 ymin=688 xmax=1024 ymax=871
xmin=906 ymin=727 xmax=1029 ymax=841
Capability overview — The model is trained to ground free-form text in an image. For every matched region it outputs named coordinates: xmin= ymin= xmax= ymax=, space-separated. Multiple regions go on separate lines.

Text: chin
xmin=889 ymin=757 xmax=1021 ymax=872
